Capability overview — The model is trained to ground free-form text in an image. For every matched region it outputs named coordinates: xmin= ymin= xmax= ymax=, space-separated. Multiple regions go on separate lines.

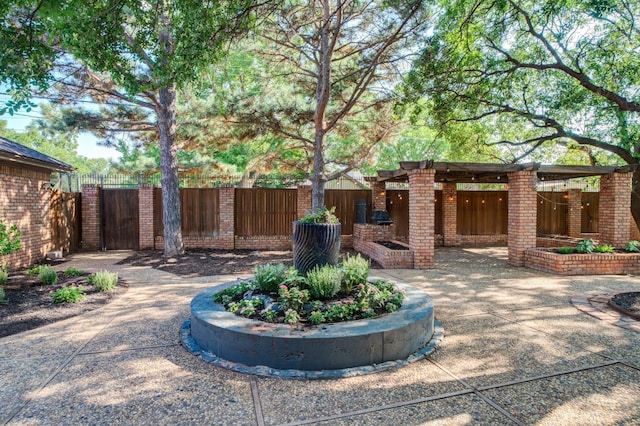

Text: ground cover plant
xmin=213 ymin=254 xmax=404 ymax=326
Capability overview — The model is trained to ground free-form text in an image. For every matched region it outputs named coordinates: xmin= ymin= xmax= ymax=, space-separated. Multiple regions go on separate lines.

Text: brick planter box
xmin=353 ymin=240 xmax=414 ymax=269
xmin=525 ymin=248 xmax=640 ymax=275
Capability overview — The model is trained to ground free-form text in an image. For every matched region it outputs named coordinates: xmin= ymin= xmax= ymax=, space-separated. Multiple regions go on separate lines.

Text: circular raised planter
xmin=292 ymin=222 xmax=341 ymax=275
xmin=181 ymin=280 xmax=443 ymax=379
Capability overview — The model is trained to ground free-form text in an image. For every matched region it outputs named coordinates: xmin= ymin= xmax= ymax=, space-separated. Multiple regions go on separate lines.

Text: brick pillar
xmin=567 ymin=189 xmax=582 ymax=238
xmin=138 ymin=185 xmax=155 ymax=249
xmin=81 ymin=184 xmax=101 ymax=250
xmin=442 ymin=183 xmax=458 ymax=246
xmin=599 ymin=172 xmax=632 ymax=246
xmin=296 ymin=185 xmax=312 ymax=219
xmin=409 ymin=169 xmax=435 ymax=269
xmin=370 ymin=181 xmax=387 ymax=211
xmin=219 ymin=186 xmax=235 ymax=249
xmin=507 ymin=171 xmax=537 ymax=266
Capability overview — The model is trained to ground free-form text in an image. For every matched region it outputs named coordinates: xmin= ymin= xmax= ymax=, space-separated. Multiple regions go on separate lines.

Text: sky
xmin=1 ymin=106 xmax=121 ymax=160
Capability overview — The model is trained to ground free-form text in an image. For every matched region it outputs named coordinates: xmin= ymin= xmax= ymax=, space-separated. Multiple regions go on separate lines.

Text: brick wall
xmin=442 ymin=183 xmax=458 ymax=246
xmin=370 ymin=181 xmax=387 ymax=211
xmin=353 ymin=223 xmax=396 ymax=242
xmin=507 ymin=171 xmax=537 ymax=266
xmin=296 ymin=185 xmax=312 ymax=219
xmin=408 ymin=169 xmax=435 ymax=268
xmin=81 ymin=185 xmax=101 ymax=251
xmin=599 ymin=172 xmax=632 ymax=246
xmin=525 ymin=248 xmax=640 ymax=275
xmin=138 ymin=185 xmax=154 ymax=249
xmin=0 ymin=164 xmax=53 ymax=269
xmin=353 ymin=240 xmax=414 ymax=268
xmin=567 ymin=189 xmax=582 ymax=237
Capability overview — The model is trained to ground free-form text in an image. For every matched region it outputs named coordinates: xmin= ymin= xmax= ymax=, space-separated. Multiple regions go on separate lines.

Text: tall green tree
xmin=0 ymin=0 xmax=271 ymax=256
xmin=231 ymin=0 xmax=429 ymax=210
xmin=405 ymin=0 xmax=640 ymax=225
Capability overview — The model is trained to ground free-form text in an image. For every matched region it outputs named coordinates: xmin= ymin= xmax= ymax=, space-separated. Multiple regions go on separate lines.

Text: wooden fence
xmin=537 ymin=192 xmax=568 ymax=235
xmin=325 ymin=189 xmax=372 ymax=235
xmin=235 ymin=188 xmax=297 ymax=236
xmin=50 ymin=191 xmax=81 ymax=252
xmin=457 ymin=191 xmax=508 ymax=235
xmin=154 ymin=188 xmax=220 ymax=237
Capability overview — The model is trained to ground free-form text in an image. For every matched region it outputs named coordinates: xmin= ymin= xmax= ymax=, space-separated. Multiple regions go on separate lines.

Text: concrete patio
xmin=1 ymin=247 xmax=639 ymax=425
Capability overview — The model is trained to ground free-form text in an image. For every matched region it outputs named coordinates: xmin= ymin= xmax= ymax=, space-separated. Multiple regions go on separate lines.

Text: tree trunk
xmin=157 ymin=84 xmax=184 ymax=256
xmin=311 ymin=132 xmax=326 ymax=211
xmin=631 ymin=166 xmax=640 ymax=234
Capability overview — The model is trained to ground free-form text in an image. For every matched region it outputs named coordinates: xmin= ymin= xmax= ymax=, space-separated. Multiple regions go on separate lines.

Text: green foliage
xmin=306 ymin=264 xmax=342 ymax=300
xmin=340 ymin=254 xmax=370 ymax=293
xmin=576 ymin=239 xmax=596 ymax=254
xmin=64 ymin=268 xmax=85 ymax=277
xmin=51 ymin=285 xmax=85 ymax=304
xmin=556 ymin=247 xmax=575 ymax=254
xmin=308 ymin=310 xmax=326 ymax=325
xmin=27 ymin=265 xmax=45 ymax=275
xmin=625 ymin=240 xmax=640 ymax=253
xmin=88 ymin=270 xmax=118 ymax=292
xmin=277 ymin=285 xmax=309 ymax=314
xmin=355 ymin=280 xmax=404 ymax=312
xmin=253 ymin=263 xmax=288 ymax=293
xmin=38 ymin=266 xmax=58 ymax=286
xmin=0 ymin=285 xmax=4 ymax=303
xmin=228 ymin=298 xmax=263 ymax=318
xmin=594 ymin=244 xmax=614 ymax=253
xmin=262 ymin=309 xmax=277 ymax=322
xmin=0 ymin=220 xmax=21 ymax=256
xmin=212 ymin=281 xmax=256 ymax=305
xmin=299 ymin=207 xmax=340 ymax=224
xmin=0 ymin=268 xmax=7 ymax=286
xmin=284 ymin=309 xmax=299 ymax=325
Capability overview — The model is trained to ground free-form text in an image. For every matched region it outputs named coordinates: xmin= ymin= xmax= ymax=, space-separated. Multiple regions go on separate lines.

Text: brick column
xmin=442 ymin=183 xmax=458 ymax=246
xmin=138 ymin=185 xmax=155 ymax=249
xmin=296 ymin=185 xmax=312 ymax=219
xmin=219 ymin=186 xmax=235 ymax=249
xmin=370 ymin=181 xmax=387 ymax=211
xmin=409 ymin=169 xmax=435 ymax=269
xmin=566 ymin=189 xmax=582 ymax=238
xmin=507 ymin=171 xmax=537 ymax=266
xmin=81 ymin=184 xmax=101 ymax=250
xmin=599 ymin=172 xmax=632 ymax=246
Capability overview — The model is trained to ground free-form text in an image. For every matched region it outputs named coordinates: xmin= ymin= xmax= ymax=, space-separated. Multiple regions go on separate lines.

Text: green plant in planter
xmin=253 ymin=263 xmax=288 ymax=292
xmin=625 ymin=240 xmax=640 ymax=252
xmin=306 ymin=264 xmax=342 ymax=299
xmin=341 ymin=254 xmax=370 ymax=293
xmin=277 ymin=285 xmax=309 ymax=313
xmin=556 ymin=247 xmax=575 ymax=254
xmin=299 ymin=206 xmax=339 ymax=224
xmin=575 ymin=239 xmax=595 ymax=254
xmin=594 ymin=244 xmax=614 ymax=253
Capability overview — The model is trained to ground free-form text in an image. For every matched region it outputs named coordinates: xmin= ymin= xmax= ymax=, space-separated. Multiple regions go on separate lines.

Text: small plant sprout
xmin=625 ymin=240 xmax=640 ymax=252
xmin=575 ymin=239 xmax=596 ymax=254
xmin=594 ymin=244 xmax=614 ymax=253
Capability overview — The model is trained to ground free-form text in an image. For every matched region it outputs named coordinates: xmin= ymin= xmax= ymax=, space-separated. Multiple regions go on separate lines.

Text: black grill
xmin=371 ymin=210 xmax=393 ymax=225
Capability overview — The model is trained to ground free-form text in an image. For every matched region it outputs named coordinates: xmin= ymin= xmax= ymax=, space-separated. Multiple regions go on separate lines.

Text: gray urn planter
xmin=292 ymin=221 xmax=341 ymax=275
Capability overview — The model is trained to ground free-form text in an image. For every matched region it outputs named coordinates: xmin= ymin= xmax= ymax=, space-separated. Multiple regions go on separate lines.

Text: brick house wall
xmin=0 ymin=164 xmax=54 ymax=269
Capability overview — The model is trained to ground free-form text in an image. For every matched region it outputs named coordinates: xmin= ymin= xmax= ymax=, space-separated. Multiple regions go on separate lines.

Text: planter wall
xmin=525 ymin=248 xmax=640 ymax=275
xmin=292 ymin=222 xmax=341 ymax=274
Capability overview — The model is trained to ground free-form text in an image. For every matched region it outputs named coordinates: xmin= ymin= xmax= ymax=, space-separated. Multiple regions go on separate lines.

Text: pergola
xmin=371 ymin=160 xmax=636 ymax=268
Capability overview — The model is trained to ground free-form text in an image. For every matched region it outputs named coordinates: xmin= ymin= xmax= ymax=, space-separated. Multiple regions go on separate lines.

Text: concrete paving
xmin=1 ymin=247 xmax=639 ymax=425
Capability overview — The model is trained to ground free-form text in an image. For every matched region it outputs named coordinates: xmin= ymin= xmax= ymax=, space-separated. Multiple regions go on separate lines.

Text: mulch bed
xmin=0 ymin=267 xmax=128 ymax=339
xmin=0 ymin=248 xmax=378 ymax=339
xmin=609 ymin=291 xmax=640 ymax=320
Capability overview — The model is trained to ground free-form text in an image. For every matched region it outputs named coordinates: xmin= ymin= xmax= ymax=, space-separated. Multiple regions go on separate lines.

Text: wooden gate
xmin=101 ymin=189 xmax=139 ymax=250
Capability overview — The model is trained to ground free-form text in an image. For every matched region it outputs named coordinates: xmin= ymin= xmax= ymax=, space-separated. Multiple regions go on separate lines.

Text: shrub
xmin=51 ymin=285 xmax=85 ymax=303
xmin=625 ymin=240 xmax=640 ymax=253
xmin=341 ymin=254 xmax=369 ymax=293
xmin=575 ymin=239 xmax=595 ymax=254
xmin=308 ymin=310 xmax=326 ymax=325
xmin=38 ymin=266 xmax=58 ymax=285
xmin=27 ymin=265 xmax=45 ymax=275
xmin=556 ymin=247 xmax=575 ymax=254
xmin=299 ymin=207 xmax=339 ymax=224
xmin=278 ymin=285 xmax=309 ymax=313
xmin=595 ymin=244 xmax=614 ymax=253
xmin=0 ymin=268 xmax=7 ymax=286
xmin=253 ymin=263 xmax=287 ymax=292
xmin=88 ymin=270 xmax=118 ymax=292
xmin=0 ymin=220 xmax=21 ymax=256
xmin=64 ymin=267 xmax=85 ymax=277
xmin=0 ymin=285 xmax=4 ymax=303
xmin=213 ymin=280 xmax=255 ymax=305
xmin=306 ymin=264 xmax=342 ymax=300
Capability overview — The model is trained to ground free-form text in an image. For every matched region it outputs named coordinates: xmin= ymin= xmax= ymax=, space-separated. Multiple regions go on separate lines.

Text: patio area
xmin=1 ymin=247 xmax=639 ymax=425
